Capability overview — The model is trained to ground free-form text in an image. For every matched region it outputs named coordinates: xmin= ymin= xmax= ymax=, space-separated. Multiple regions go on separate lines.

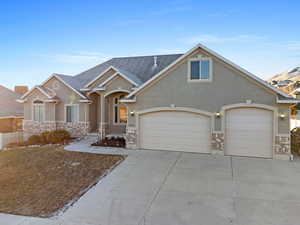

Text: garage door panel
xmin=225 ymin=108 xmax=273 ymax=158
xmin=139 ymin=111 xmax=211 ymax=153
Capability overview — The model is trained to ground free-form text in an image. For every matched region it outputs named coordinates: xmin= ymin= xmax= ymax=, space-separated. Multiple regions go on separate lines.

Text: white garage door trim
xmin=136 ymin=107 xmax=214 ymax=152
xmin=221 ymin=103 xmax=277 ymax=158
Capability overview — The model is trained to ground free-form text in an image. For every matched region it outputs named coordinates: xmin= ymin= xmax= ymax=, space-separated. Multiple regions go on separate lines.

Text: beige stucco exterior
xmin=21 ymin=46 xmax=293 ymax=159
xmin=127 ymin=49 xmax=290 ymax=135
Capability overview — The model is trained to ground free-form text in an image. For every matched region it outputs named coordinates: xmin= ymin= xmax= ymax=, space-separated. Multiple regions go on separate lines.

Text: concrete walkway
xmin=2 ymin=139 xmax=300 ymax=225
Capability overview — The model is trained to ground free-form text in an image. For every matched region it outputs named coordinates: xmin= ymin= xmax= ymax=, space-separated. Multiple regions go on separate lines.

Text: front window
xmin=114 ymin=95 xmax=128 ymax=124
xmin=33 ymin=100 xmax=44 ymax=122
xmin=189 ymin=58 xmax=212 ymax=81
xmin=66 ymin=105 xmax=79 ymax=123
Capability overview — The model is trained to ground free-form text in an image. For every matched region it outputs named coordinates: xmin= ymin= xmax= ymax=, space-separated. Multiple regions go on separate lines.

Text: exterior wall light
xmin=215 ymin=112 xmax=221 ymax=118
xmin=130 ymin=111 xmax=135 ymax=116
xmin=279 ymin=113 xmax=285 ymax=119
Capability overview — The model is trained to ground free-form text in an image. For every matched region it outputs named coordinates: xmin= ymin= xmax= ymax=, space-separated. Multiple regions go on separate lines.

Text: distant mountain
xmin=268 ymin=67 xmax=300 ymax=82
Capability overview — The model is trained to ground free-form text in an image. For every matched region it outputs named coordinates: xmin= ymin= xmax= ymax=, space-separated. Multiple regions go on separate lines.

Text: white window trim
xmin=32 ymin=99 xmax=46 ymax=122
xmin=113 ymin=96 xmax=128 ymax=125
xmin=187 ymin=56 xmax=213 ymax=82
xmin=64 ymin=104 xmax=80 ymax=123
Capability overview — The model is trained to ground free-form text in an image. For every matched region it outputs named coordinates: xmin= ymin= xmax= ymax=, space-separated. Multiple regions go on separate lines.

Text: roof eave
xmin=16 ymin=99 xmax=27 ymax=103
xmin=119 ymin=98 xmax=136 ymax=103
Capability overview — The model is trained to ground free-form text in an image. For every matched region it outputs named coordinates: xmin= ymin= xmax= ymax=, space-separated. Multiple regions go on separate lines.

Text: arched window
xmin=113 ymin=95 xmax=128 ymax=124
xmin=33 ymin=100 xmax=44 ymax=122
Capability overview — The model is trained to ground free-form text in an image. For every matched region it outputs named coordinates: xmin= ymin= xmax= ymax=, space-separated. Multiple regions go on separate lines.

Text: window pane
xmin=119 ymin=106 xmax=127 ymax=123
xmin=190 ymin=61 xmax=200 ymax=79
xmin=200 ymin=60 xmax=210 ymax=79
xmin=66 ymin=106 xmax=72 ymax=122
xmin=73 ymin=105 xmax=78 ymax=122
xmin=33 ymin=104 xmax=44 ymax=122
xmin=114 ymin=106 xmax=118 ymax=123
xmin=66 ymin=105 xmax=78 ymax=123
xmin=34 ymin=105 xmax=38 ymax=121
xmin=39 ymin=105 xmax=44 ymax=122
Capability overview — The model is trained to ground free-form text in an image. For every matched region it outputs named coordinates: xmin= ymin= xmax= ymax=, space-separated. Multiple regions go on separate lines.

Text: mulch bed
xmin=0 ymin=146 xmax=126 ymax=218
xmin=92 ymin=137 xmax=126 ymax=148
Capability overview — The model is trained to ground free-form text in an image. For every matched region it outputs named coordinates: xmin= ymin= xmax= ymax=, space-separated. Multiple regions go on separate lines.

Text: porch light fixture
xmin=279 ymin=113 xmax=285 ymax=119
xmin=130 ymin=111 xmax=135 ymax=116
xmin=215 ymin=112 xmax=221 ymax=118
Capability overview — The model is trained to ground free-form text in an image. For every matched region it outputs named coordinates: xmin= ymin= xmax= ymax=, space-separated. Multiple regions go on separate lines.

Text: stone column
xmin=211 ymin=131 xmax=224 ymax=155
xmin=99 ymin=93 xmax=106 ymax=139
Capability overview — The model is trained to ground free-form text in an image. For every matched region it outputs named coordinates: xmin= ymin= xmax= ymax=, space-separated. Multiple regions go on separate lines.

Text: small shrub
xmin=291 ymin=128 xmax=300 ymax=155
xmin=49 ymin=130 xmax=71 ymax=144
xmin=40 ymin=131 xmax=52 ymax=144
xmin=28 ymin=135 xmax=42 ymax=145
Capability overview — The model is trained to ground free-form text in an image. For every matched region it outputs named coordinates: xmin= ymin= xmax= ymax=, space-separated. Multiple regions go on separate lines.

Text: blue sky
xmin=1 ymin=0 xmax=300 ymax=89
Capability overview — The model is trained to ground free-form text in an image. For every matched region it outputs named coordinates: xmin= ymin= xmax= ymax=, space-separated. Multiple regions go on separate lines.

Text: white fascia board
xmin=119 ymin=98 xmax=136 ymax=103
xmin=84 ymin=66 xmax=116 ymax=88
xmin=16 ymin=99 xmax=27 ymax=103
xmin=44 ymin=99 xmax=59 ymax=103
xmin=276 ymin=99 xmax=300 ymax=104
xmin=98 ymin=70 xmax=138 ymax=88
xmin=92 ymin=87 xmax=106 ymax=91
xmin=36 ymin=86 xmax=52 ymax=98
xmin=20 ymin=86 xmax=50 ymax=99
xmin=52 ymin=74 xmax=87 ymax=99
xmin=80 ymin=88 xmax=92 ymax=91
xmin=84 ymin=66 xmax=139 ymax=89
xmin=78 ymin=99 xmax=93 ymax=103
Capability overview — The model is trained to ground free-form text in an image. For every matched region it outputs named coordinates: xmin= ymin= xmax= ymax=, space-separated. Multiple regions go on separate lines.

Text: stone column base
xmin=125 ymin=126 xmax=137 ymax=149
xmin=98 ymin=122 xmax=108 ymax=139
xmin=211 ymin=132 xmax=224 ymax=153
xmin=274 ymin=134 xmax=291 ymax=156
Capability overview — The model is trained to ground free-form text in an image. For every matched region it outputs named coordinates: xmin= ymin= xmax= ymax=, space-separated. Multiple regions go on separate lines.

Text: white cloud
xmin=43 ymin=52 xmax=111 ymax=64
xmin=180 ymin=34 xmax=268 ymax=45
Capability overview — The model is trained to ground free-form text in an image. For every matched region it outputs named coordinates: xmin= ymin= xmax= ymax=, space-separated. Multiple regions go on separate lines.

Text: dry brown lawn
xmin=0 ymin=146 xmax=125 ymax=218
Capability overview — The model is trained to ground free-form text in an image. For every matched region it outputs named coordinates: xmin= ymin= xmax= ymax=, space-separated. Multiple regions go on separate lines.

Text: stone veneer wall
xmin=211 ymin=132 xmax=224 ymax=152
xmin=275 ymin=134 xmax=290 ymax=155
xmin=23 ymin=120 xmax=90 ymax=138
xmin=125 ymin=126 xmax=137 ymax=149
xmin=57 ymin=122 xmax=91 ymax=137
xmin=98 ymin=122 xmax=108 ymax=139
xmin=23 ymin=121 xmax=56 ymax=137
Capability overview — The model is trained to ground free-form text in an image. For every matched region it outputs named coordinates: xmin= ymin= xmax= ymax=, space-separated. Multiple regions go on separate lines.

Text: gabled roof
xmin=0 ymin=85 xmax=23 ymax=117
xmin=26 ymin=43 xmax=298 ymax=104
xmin=126 ymin=44 xmax=292 ymax=100
xmin=85 ymin=66 xmax=143 ymax=89
xmin=21 ymin=85 xmax=54 ymax=99
xmin=76 ymin=54 xmax=183 ymax=88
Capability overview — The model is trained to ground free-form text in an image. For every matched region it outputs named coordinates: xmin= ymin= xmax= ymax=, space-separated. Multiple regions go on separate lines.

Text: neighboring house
xmin=268 ymin=67 xmax=300 ymax=94
xmin=18 ymin=44 xmax=299 ymax=159
xmin=268 ymin=68 xmax=300 ymax=129
xmin=0 ymin=85 xmax=26 ymax=133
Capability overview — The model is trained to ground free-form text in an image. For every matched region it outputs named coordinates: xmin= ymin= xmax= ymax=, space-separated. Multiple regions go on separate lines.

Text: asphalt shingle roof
xmin=61 ymin=54 xmax=183 ymax=89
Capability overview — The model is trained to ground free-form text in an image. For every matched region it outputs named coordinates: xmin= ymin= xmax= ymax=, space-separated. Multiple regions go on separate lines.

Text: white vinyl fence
xmin=0 ymin=132 xmax=23 ymax=149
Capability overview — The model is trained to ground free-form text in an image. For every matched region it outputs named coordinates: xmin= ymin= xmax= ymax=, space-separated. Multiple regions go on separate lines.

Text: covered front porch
xmin=88 ymin=89 xmax=129 ymax=138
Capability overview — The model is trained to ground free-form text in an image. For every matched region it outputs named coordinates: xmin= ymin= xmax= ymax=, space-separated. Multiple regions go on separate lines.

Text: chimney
xmin=14 ymin=86 xmax=29 ymax=95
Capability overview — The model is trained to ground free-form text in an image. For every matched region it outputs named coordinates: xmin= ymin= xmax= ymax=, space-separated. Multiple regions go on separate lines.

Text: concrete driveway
xmin=2 ymin=143 xmax=300 ymax=225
